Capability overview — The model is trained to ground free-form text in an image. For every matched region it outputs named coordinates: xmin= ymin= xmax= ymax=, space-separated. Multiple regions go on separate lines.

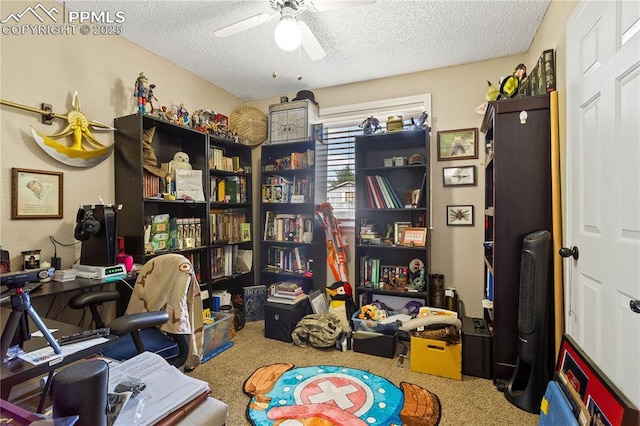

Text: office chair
xmin=68 ymin=253 xmax=203 ymax=369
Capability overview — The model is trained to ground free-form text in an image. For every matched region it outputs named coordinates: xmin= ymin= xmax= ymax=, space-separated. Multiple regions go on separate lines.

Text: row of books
xmin=267 ymin=281 xmax=308 ymax=305
xmin=264 ymin=245 xmax=309 ymax=274
xmin=211 ymin=245 xmax=238 ymax=279
xmin=143 ymin=170 xmax=161 ymax=198
xmin=365 ymin=175 xmax=404 ymax=209
xmin=144 ymin=215 xmax=203 ymax=254
xmin=211 ymin=176 xmax=248 ymax=203
xmin=210 ymin=210 xmax=250 ymax=243
xmin=264 ymin=150 xmax=315 ymax=172
xmin=359 ymin=255 xmax=410 ymax=289
xmin=261 ymin=175 xmax=313 ymax=204
xmin=209 ymin=147 xmax=243 ymax=172
xmin=263 ymin=212 xmax=313 ymax=242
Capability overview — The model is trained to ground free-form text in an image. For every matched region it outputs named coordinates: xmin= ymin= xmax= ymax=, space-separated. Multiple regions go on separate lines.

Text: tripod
xmin=1 ymin=286 xmax=61 ymax=363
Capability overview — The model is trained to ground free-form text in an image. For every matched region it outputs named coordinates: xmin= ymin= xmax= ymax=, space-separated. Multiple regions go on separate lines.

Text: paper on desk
xmin=109 ymin=352 xmax=209 ymax=426
xmin=19 ymin=337 xmax=109 ymax=365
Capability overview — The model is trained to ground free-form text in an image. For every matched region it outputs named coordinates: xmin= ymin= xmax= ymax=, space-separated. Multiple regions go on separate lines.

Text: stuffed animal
xmin=359 ymin=304 xmax=385 ymax=321
xmin=326 ymin=281 xmax=356 ymax=332
xmin=161 ymin=151 xmax=192 ymax=181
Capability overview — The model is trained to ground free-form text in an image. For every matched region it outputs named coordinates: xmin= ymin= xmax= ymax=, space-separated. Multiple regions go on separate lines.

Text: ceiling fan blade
xmin=214 ymin=13 xmax=277 ymax=37
xmin=308 ymin=0 xmax=377 ymax=12
xmin=299 ymin=21 xmax=326 ymax=61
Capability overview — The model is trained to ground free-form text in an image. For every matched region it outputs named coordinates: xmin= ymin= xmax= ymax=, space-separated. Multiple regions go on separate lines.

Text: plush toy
xmin=161 ymin=151 xmax=192 ymax=181
xmin=326 ymin=281 xmax=356 ymax=332
xmin=359 ymin=304 xmax=385 ymax=321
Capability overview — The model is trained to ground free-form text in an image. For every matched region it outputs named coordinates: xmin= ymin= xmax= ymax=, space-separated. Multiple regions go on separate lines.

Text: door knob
xmin=631 ymin=300 xmax=640 ymax=314
xmin=559 ymin=246 xmax=579 ymax=260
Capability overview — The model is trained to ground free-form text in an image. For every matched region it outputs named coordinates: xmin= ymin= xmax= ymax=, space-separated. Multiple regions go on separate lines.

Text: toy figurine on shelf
xmin=147 ymin=83 xmax=158 ymax=114
xmin=133 ymin=72 xmax=149 ymax=113
xmin=486 ymin=63 xmax=528 ymax=102
xmin=499 ymin=63 xmax=527 ymax=99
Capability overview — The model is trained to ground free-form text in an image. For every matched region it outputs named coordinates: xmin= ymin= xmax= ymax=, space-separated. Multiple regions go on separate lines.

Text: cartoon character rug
xmin=244 ymin=363 xmax=441 ymax=425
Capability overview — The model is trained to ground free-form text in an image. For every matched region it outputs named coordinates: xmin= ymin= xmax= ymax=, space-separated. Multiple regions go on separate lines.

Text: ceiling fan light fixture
xmin=274 ymin=10 xmax=301 ymax=51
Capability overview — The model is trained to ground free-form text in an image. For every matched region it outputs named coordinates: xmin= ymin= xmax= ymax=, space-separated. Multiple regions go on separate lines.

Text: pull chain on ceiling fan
xmin=213 ymin=0 xmax=376 ymax=61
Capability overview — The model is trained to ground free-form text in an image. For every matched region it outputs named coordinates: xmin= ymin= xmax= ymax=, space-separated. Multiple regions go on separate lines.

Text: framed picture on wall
xmin=446 ymin=205 xmax=474 ymax=226
xmin=437 ymin=128 xmax=478 ymax=161
xmin=11 ymin=168 xmax=63 ymax=219
xmin=443 ymin=165 xmax=476 ymax=186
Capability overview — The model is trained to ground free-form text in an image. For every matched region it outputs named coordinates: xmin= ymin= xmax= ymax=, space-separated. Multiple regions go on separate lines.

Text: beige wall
xmin=1 ymin=0 xmax=576 ymax=319
xmin=0 ymin=1 xmax=244 ymax=273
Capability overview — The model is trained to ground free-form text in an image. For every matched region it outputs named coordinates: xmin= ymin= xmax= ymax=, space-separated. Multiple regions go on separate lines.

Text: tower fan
xmin=505 ymin=230 xmax=554 ymax=413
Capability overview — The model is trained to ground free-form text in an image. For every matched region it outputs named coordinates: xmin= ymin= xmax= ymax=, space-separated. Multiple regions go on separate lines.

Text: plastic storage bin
xmin=201 ymin=312 xmax=233 ymax=363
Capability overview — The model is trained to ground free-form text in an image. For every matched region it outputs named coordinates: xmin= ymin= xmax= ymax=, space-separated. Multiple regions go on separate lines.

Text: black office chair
xmin=67 ymin=253 xmax=203 ymax=369
xmin=68 ymin=290 xmax=189 ymax=368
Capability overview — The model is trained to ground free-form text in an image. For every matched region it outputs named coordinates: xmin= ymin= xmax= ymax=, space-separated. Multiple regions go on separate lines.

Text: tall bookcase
xmin=114 ymin=113 xmax=254 ymax=308
xmin=208 ymin=134 xmax=253 ymax=296
xmin=482 ymin=94 xmax=552 ymax=385
xmin=259 ymin=139 xmax=327 ymax=293
xmin=354 ymin=129 xmax=430 ymax=310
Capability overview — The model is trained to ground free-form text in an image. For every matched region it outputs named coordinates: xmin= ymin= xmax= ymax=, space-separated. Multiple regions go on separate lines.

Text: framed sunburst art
xmin=446 ymin=205 xmax=474 ymax=226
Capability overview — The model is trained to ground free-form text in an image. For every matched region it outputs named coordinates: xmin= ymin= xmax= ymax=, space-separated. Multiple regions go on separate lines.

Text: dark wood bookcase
xmin=259 ymin=139 xmax=327 ymax=293
xmin=114 ymin=113 xmax=254 ymax=307
xmin=354 ymin=129 xmax=431 ymax=311
xmin=482 ymin=94 xmax=553 ymax=384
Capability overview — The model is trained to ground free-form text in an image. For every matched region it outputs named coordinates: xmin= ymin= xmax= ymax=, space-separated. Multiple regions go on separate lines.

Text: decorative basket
xmin=229 ymin=106 xmax=268 ymax=146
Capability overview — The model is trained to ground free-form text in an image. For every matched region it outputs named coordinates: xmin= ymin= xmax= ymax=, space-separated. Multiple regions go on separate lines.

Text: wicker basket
xmin=229 ymin=106 xmax=268 ymax=146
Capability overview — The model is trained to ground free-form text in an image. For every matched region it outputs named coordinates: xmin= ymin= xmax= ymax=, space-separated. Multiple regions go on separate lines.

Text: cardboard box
xmin=410 ymin=335 xmax=462 ymax=380
xmin=201 ymin=312 xmax=233 ymax=363
xmin=353 ymin=331 xmax=397 ymax=358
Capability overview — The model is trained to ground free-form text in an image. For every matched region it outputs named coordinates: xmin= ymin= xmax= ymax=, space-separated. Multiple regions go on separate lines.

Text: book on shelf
xmin=364 ymin=175 xmax=403 ymax=209
xmin=416 ymin=173 xmax=427 ymax=207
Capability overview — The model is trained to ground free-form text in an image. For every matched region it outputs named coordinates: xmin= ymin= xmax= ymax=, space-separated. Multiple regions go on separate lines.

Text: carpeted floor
xmin=187 ymin=320 xmax=540 ymax=425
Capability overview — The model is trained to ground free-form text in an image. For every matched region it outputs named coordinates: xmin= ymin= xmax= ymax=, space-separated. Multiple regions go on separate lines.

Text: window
xmin=318 ymin=95 xmax=432 ymax=227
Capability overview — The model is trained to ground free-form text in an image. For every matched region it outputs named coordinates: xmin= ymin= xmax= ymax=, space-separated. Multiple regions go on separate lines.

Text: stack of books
xmin=267 ymin=282 xmax=307 ymax=305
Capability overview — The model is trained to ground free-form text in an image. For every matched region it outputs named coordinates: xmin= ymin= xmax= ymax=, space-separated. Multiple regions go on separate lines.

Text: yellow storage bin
xmin=410 ymin=336 xmax=462 ymax=380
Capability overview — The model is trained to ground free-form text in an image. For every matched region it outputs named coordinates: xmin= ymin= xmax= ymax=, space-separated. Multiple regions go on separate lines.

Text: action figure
xmin=485 ymin=63 xmax=528 ymax=102
xmin=499 ymin=63 xmax=527 ymax=99
xmin=147 ymin=83 xmax=158 ymax=114
xmin=133 ymin=72 xmax=149 ymax=113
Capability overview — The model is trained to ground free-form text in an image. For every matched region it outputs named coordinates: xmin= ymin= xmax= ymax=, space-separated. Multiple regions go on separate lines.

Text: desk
xmin=1 ymin=274 xmax=137 ymax=317
xmin=0 ymin=307 xmax=116 ymax=401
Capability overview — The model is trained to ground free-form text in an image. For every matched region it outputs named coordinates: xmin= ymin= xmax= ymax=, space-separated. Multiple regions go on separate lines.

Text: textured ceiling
xmin=63 ymin=0 xmax=551 ymax=101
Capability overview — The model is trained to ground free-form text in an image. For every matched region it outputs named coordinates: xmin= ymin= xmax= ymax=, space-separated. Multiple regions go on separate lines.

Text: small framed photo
xmin=393 ymin=221 xmax=411 ymax=243
xmin=401 ymin=227 xmax=427 ymax=246
xmin=443 ymin=165 xmax=476 ymax=186
xmin=437 ymin=128 xmax=478 ymax=161
xmin=12 ymin=168 xmax=63 ymax=219
xmin=447 ymin=205 xmax=474 ymax=226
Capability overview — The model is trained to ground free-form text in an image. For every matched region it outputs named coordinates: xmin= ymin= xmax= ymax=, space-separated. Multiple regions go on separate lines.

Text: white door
xmin=566 ymin=0 xmax=640 ymax=409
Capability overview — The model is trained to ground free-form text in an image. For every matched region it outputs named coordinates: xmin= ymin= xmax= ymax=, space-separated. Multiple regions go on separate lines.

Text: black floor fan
xmin=505 ymin=230 xmax=554 ymax=413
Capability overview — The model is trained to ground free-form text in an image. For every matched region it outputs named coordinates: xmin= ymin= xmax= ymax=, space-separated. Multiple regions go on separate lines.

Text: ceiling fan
xmin=213 ymin=0 xmax=377 ymax=61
